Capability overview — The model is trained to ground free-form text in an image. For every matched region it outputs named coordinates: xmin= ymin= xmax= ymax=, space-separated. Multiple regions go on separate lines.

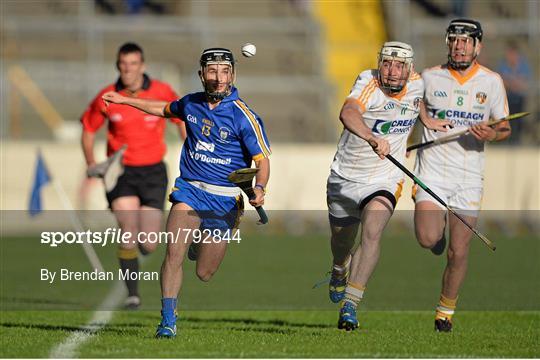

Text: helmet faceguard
xmin=199 ymin=48 xmax=236 ymax=102
xmin=446 ymin=19 xmax=483 ymax=70
xmin=377 ymin=41 xmax=414 ymax=94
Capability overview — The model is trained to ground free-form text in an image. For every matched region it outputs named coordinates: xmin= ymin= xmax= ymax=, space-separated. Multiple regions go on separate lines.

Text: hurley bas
xmin=40 ymin=268 xmax=159 ymax=284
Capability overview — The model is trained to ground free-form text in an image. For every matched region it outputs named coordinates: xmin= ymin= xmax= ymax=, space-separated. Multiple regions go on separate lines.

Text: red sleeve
xmin=81 ymin=91 xmax=108 ymax=133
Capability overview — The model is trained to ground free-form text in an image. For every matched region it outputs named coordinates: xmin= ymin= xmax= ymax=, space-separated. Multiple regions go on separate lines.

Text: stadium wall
xmin=2 ymin=142 xmax=538 ymax=212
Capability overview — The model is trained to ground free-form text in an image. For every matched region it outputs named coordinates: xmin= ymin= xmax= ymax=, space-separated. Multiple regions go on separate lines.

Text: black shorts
xmin=106 ymin=162 xmax=168 ymax=210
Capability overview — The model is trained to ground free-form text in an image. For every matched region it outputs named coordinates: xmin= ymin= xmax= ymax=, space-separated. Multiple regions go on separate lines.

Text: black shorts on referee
xmin=106 ymin=162 xmax=168 ymax=210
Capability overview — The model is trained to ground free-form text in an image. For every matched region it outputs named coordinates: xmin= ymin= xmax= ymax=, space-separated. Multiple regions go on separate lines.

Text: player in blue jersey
xmin=102 ymin=47 xmax=271 ymax=338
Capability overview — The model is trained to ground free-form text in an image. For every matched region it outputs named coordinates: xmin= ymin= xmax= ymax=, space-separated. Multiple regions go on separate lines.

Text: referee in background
xmin=81 ymin=42 xmax=185 ymax=309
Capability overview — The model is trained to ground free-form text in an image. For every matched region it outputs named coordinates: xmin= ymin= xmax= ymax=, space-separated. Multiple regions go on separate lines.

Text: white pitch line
xmin=49 ymin=280 xmax=126 ymax=358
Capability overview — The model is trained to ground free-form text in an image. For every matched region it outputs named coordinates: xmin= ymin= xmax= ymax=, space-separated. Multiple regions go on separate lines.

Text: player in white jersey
xmin=413 ymin=19 xmax=511 ymax=332
xmin=326 ymin=42 xmax=451 ymax=330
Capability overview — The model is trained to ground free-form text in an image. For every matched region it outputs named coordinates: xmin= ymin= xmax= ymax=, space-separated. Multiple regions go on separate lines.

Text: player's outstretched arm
xmin=418 ymin=100 xmax=452 ymax=132
xmin=339 ymin=99 xmax=389 ymax=159
xmin=102 ymin=91 xmax=170 ymax=117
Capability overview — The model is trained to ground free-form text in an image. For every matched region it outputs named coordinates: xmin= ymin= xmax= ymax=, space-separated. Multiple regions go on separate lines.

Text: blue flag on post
xmin=28 ymin=151 xmax=51 ymax=216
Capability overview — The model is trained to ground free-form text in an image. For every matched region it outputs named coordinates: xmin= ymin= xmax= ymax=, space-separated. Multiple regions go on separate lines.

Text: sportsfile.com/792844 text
xmin=40 ymin=228 xmax=242 ymax=248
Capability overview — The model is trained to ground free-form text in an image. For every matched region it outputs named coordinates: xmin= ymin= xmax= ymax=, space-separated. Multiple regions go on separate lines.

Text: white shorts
xmin=412 ymin=180 xmax=483 ymax=217
xmin=327 ymin=172 xmax=404 ymax=224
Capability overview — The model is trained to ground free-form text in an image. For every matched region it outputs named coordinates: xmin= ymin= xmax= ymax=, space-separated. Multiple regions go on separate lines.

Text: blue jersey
xmin=168 ymin=87 xmax=271 ymax=187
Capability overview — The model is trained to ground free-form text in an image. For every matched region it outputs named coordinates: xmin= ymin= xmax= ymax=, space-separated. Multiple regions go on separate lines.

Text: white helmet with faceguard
xmin=199 ymin=47 xmax=236 ymax=102
xmin=446 ymin=18 xmax=483 ymax=70
xmin=377 ymin=41 xmax=414 ymax=94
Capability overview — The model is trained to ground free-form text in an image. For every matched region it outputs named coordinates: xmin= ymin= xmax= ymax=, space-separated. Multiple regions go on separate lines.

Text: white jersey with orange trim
xmin=414 ymin=63 xmax=509 ymax=185
xmin=330 ymin=69 xmax=424 ymax=183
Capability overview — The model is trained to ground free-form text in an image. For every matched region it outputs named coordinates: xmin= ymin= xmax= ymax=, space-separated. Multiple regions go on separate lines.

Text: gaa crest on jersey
xmin=476 ymin=92 xmax=487 ymax=104
xmin=218 ymin=126 xmax=232 ymax=143
xmin=414 ymin=97 xmax=421 ymax=109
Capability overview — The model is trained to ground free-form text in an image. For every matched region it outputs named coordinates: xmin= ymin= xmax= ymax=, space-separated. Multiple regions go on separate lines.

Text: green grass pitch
xmin=1 ymin=310 xmax=538 ymax=358
xmin=1 ymin=226 xmax=539 ymax=357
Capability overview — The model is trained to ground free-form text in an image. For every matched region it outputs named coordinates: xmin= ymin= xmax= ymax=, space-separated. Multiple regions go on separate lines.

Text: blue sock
xmin=161 ymin=298 xmax=177 ymax=320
